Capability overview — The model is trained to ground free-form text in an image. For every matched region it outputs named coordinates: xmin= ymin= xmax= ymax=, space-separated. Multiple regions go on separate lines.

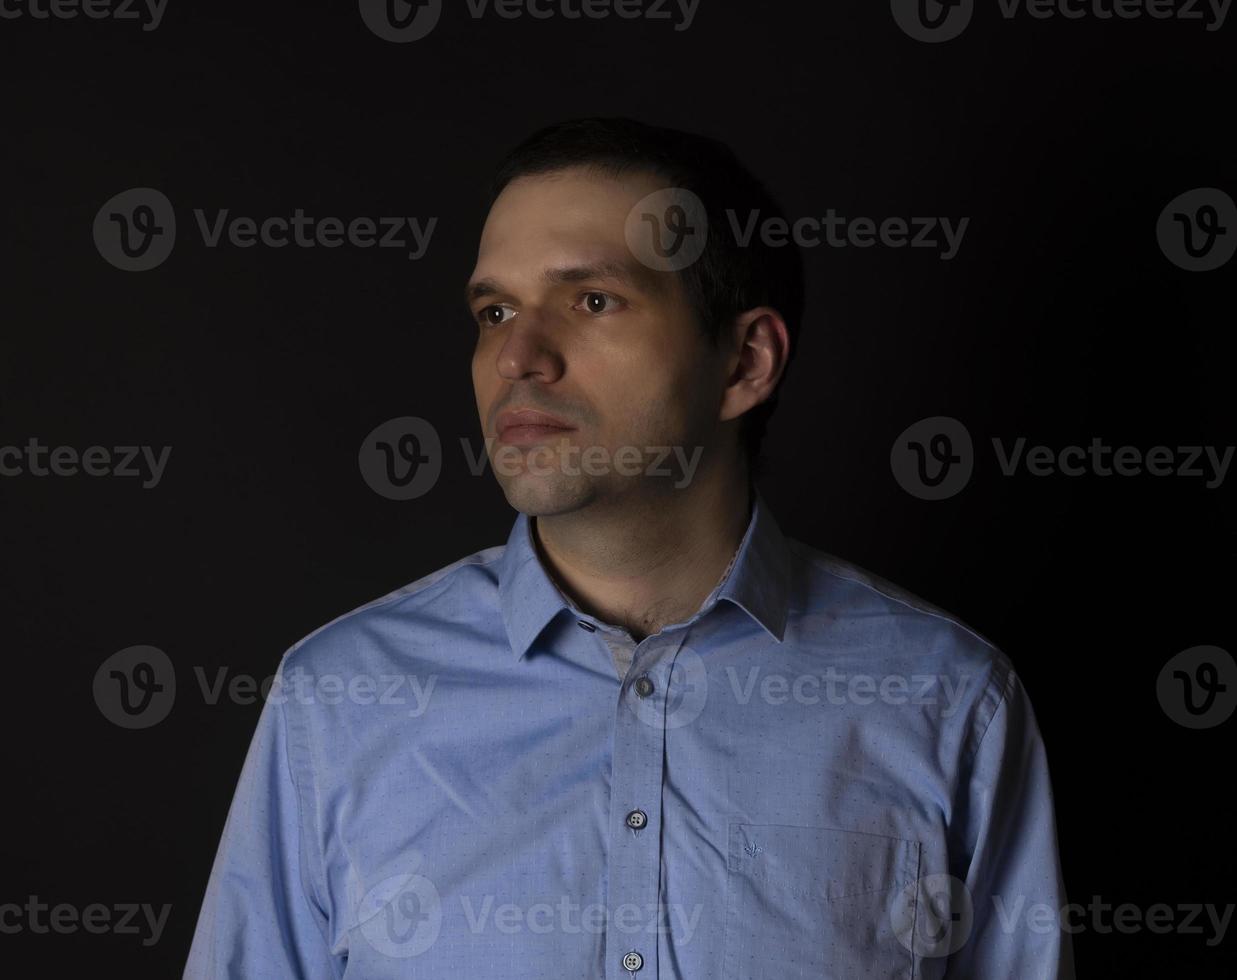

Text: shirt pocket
xmin=722 ymin=822 xmax=920 ymax=980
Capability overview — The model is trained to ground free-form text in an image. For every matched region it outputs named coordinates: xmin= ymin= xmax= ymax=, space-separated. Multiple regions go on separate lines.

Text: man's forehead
xmin=477 ymin=211 xmax=627 ymax=257
xmin=484 ymin=168 xmax=664 ymax=234
xmin=496 ymin=165 xmax=664 ymax=202
xmin=482 ymin=199 xmax=623 ymax=250
xmin=469 ymin=169 xmax=675 ymax=297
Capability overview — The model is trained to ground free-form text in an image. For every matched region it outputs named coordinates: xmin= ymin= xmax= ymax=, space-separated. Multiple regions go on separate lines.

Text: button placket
xmin=603 ymin=633 xmax=686 ymax=980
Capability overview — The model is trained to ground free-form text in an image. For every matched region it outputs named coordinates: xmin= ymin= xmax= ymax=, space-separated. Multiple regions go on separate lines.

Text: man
xmin=186 ymin=118 xmax=1073 ymax=978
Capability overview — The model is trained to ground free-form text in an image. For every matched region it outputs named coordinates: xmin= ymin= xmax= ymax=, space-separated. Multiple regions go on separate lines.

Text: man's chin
xmin=498 ymin=473 xmax=595 ymax=518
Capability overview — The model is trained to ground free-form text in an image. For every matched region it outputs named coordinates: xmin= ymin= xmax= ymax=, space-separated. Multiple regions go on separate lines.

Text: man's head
xmin=466 ymin=117 xmax=802 ymax=517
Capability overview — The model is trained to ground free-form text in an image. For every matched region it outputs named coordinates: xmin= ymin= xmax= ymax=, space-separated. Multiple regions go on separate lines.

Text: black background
xmin=2 ymin=0 xmax=1234 ymax=974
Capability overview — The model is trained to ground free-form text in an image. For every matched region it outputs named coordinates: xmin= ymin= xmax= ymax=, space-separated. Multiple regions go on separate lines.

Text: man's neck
xmin=531 ymin=474 xmax=753 ymax=642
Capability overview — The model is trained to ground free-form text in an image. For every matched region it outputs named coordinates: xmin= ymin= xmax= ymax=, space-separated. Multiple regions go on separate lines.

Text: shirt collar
xmin=498 ymin=488 xmax=791 ymax=662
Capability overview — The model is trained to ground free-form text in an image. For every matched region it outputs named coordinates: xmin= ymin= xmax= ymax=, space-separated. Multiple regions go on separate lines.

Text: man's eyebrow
xmin=464 ymin=260 xmax=664 ymax=307
xmin=543 ymin=260 xmax=659 ymax=291
xmin=465 ymin=278 xmax=503 ymax=306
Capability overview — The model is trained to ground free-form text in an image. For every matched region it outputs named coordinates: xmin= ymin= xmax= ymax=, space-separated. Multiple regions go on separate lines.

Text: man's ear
xmin=718 ymin=306 xmax=790 ymax=424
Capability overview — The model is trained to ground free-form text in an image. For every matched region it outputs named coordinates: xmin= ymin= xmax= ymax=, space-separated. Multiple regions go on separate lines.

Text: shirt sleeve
xmin=944 ymin=667 xmax=1075 ymax=979
xmin=184 ymin=664 xmax=341 ymax=979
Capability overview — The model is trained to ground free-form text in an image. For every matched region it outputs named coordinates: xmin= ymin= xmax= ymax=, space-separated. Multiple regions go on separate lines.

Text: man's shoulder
xmin=280 ymin=540 xmax=509 ymax=671
xmin=783 ymin=535 xmax=1019 ymax=743
xmin=784 ymin=535 xmax=1013 ymax=679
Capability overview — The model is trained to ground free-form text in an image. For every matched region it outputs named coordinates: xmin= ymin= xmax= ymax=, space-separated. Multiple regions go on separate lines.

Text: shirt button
xmin=634 ymin=675 xmax=654 ymax=698
xmin=625 ymin=809 xmax=647 ymax=830
xmin=622 ymin=950 xmax=644 ymax=972
xmin=577 ymin=620 xmax=597 ymax=632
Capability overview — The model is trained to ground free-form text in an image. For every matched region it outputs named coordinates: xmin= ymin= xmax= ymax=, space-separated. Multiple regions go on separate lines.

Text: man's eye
xmin=579 ymin=292 xmax=622 ymax=315
xmin=478 ymin=305 xmax=516 ymax=327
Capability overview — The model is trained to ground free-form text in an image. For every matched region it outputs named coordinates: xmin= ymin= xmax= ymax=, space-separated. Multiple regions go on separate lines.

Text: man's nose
xmin=495 ymin=311 xmax=565 ymax=384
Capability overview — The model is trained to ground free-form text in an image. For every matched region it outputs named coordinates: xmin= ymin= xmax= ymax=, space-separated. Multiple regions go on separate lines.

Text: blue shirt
xmin=186 ymin=491 xmax=1073 ymax=979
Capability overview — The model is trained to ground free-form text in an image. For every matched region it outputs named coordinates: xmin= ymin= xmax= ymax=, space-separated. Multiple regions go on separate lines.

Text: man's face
xmin=468 ymin=167 xmax=728 ymax=517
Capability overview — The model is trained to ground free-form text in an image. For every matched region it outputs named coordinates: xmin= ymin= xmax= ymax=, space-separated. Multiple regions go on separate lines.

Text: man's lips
xmin=495 ymin=409 xmax=577 ymax=446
